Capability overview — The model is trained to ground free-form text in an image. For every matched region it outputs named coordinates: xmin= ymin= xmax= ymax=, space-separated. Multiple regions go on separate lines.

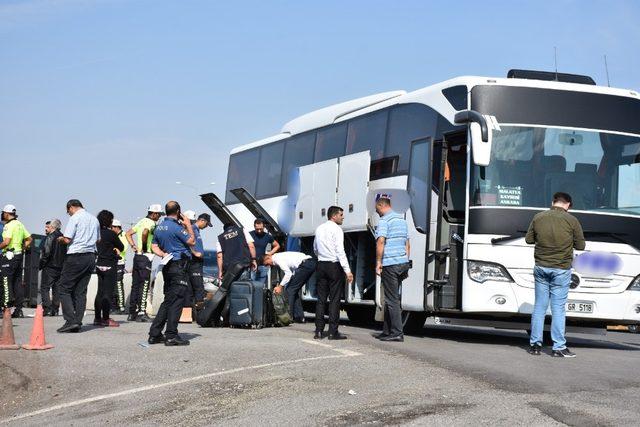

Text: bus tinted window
xmin=280 ymin=133 xmax=316 ymax=193
xmin=256 ymin=141 xmax=285 ymax=198
xmin=386 ymin=104 xmax=438 ymax=173
xmin=226 ymin=149 xmax=260 ymax=203
xmin=315 ymin=123 xmax=347 ymax=162
xmin=346 ymin=110 xmax=388 ymax=160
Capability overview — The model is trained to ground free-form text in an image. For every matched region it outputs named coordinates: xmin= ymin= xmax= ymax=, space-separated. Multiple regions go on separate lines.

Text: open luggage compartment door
xmin=200 ymin=192 xmax=242 ymax=228
xmin=230 ymin=187 xmax=285 ymax=238
xmin=337 ymin=151 xmax=370 ymax=232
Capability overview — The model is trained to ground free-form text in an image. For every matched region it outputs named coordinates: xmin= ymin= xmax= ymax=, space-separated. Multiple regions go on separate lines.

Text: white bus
xmin=205 ymin=69 xmax=640 ymax=334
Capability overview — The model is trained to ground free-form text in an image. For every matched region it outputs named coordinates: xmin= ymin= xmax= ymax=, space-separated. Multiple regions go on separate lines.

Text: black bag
xmin=228 ymin=281 xmax=271 ymax=328
xmin=196 ymin=261 xmax=248 ymax=327
xmin=271 ymin=286 xmax=292 ymax=327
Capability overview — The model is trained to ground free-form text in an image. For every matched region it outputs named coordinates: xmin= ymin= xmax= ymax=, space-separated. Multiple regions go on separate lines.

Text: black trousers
xmin=381 ymin=263 xmax=410 ymax=337
xmin=95 ymin=264 xmax=117 ymax=320
xmin=315 ymin=261 xmax=344 ymax=335
xmin=111 ymin=263 xmax=126 ymax=311
xmin=149 ymin=259 xmax=189 ymax=339
xmin=1 ymin=254 xmax=24 ymax=309
xmin=286 ymin=258 xmax=316 ymax=320
xmin=187 ymin=258 xmax=205 ymax=306
xmin=59 ymin=253 xmax=96 ymax=325
xmin=41 ymin=266 xmax=62 ymax=312
xmin=130 ymin=254 xmax=152 ymax=314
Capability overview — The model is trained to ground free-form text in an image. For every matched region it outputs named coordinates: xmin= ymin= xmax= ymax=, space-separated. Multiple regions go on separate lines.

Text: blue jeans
xmin=530 ymin=265 xmax=571 ymax=350
xmin=251 ymin=265 xmax=269 ymax=284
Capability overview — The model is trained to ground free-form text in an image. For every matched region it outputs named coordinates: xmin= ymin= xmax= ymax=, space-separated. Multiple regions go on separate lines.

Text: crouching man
xmin=260 ymin=252 xmax=316 ymax=323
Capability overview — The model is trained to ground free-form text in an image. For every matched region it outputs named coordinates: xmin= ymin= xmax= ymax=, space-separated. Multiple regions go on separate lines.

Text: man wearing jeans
xmin=374 ymin=197 xmax=410 ymax=342
xmin=526 ymin=192 xmax=585 ymax=357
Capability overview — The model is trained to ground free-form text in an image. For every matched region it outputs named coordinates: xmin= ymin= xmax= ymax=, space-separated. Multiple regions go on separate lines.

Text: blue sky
xmin=1 ymin=0 xmax=639 ymax=246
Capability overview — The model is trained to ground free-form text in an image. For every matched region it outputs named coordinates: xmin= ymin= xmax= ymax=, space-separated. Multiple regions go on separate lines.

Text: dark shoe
xmin=379 ymin=334 xmax=404 ymax=342
xmin=313 ymin=331 xmax=325 ymax=340
xmin=528 ymin=344 xmax=542 ymax=355
xmin=148 ymin=334 xmax=166 ymax=344
xmin=328 ymin=332 xmax=348 ymax=340
xmin=552 ymin=348 xmax=576 ymax=358
xmin=374 ymin=333 xmax=390 ymax=340
xmin=136 ymin=314 xmax=152 ymax=323
xmin=127 ymin=313 xmax=138 ymax=321
xmin=164 ymin=336 xmax=190 ymax=346
xmin=117 ymin=309 xmax=126 ymax=315
xmin=11 ymin=309 xmax=24 ymax=319
xmin=57 ymin=323 xmax=81 ymax=333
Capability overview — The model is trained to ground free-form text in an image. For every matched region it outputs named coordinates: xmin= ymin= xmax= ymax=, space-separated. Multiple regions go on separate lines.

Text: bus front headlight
xmin=467 ymin=261 xmax=514 ymax=284
xmin=628 ymin=275 xmax=640 ymax=291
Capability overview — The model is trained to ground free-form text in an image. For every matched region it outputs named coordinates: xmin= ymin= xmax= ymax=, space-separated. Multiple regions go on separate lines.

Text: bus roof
xmin=230 ymin=75 xmax=639 ymax=155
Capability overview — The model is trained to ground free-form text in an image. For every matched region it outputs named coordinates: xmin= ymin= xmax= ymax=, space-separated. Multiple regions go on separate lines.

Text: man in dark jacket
xmin=525 ymin=192 xmax=585 ymax=358
xmin=39 ymin=219 xmax=66 ymax=316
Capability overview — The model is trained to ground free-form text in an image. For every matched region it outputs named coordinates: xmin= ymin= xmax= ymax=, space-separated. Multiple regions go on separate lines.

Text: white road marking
xmin=299 ymin=338 xmax=333 ymax=348
xmin=1 ymin=341 xmax=362 ymax=424
xmin=299 ymin=338 xmax=362 ymax=357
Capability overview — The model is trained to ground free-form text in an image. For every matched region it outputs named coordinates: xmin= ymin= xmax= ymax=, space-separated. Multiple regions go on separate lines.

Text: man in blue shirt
xmin=183 ymin=211 xmax=210 ymax=311
xmin=375 ymin=197 xmax=410 ymax=342
xmin=249 ymin=218 xmax=280 ymax=283
xmin=57 ymin=199 xmax=100 ymax=333
xmin=148 ymin=201 xmax=195 ymax=346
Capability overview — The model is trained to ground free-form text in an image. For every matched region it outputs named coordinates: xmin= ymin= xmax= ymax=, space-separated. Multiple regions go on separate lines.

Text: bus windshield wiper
xmin=491 ymin=231 xmax=527 ymax=245
xmin=583 ymin=231 xmax=640 ymax=253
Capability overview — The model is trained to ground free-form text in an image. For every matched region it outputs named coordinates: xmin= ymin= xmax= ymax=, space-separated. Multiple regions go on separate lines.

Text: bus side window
xmin=226 ymin=149 xmax=260 ymax=203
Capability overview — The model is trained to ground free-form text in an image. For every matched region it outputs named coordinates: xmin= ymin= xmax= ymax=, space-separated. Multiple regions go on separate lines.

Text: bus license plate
xmin=566 ymin=302 xmax=593 ymax=313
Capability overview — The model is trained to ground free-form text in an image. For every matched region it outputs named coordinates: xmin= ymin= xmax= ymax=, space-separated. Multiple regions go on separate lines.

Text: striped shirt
xmin=376 ymin=211 xmax=408 ymax=267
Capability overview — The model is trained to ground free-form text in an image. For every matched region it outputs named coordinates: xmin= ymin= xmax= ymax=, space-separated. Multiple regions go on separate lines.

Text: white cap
xmin=2 ymin=204 xmax=16 ymax=214
xmin=183 ymin=210 xmax=197 ymax=221
xmin=148 ymin=204 xmax=163 ymax=213
xmin=112 ymin=219 xmax=122 ymax=227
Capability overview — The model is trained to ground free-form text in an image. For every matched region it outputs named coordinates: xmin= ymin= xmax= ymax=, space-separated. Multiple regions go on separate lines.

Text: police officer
xmin=111 ymin=219 xmax=128 ymax=314
xmin=0 ymin=205 xmax=32 ymax=318
xmin=126 ymin=204 xmax=163 ymax=322
xmin=148 ymin=201 xmax=195 ymax=346
xmin=216 ymin=222 xmax=257 ymax=283
xmin=183 ymin=211 xmax=210 ymax=310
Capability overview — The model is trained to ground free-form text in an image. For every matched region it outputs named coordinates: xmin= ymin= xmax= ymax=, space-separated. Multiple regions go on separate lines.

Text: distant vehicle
xmin=208 ymin=69 xmax=640 ymax=334
xmin=202 ymin=249 xmax=218 ymax=279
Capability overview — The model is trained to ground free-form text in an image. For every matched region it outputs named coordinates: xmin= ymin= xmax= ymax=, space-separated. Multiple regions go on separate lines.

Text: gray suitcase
xmin=228 ymin=281 xmax=270 ymax=328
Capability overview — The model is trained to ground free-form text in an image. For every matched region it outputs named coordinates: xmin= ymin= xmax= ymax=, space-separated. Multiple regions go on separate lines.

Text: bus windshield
xmin=470 ymin=126 xmax=640 ymax=216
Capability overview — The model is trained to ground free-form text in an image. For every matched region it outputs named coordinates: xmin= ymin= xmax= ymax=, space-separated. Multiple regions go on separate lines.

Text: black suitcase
xmin=196 ymin=262 xmax=248 ymax=327
xmin=228 ymin=281 xmax=271 ymax=328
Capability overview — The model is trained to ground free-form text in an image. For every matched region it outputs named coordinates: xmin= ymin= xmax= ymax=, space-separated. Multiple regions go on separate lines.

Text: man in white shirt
xmin=313 ymin=206 xmax=353 ymax=340
xmin=261 ymin=252 xmax=316 ymax=322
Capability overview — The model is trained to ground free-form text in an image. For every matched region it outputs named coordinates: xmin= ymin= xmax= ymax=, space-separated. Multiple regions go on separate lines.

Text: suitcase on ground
xmin=228 ymin=281 xmax=271 ymax=328
xmin=196 ymin=262 xmax=249 ymax=327
xmin=196 ymin=289 xmax=226 ymax=327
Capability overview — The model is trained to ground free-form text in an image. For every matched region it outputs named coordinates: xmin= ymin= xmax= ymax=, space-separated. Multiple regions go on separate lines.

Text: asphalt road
xmin=1 ymin=309 xmax=639 ymax=426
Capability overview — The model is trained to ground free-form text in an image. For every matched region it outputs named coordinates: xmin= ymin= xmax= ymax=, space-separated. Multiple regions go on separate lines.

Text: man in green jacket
xmin=525 ymin=192 xmax=585 ymax=358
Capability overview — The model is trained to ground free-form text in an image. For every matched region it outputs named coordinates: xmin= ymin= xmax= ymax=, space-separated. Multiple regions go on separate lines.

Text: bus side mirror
xmin=454 ymin=110 xmax=493 ymax=167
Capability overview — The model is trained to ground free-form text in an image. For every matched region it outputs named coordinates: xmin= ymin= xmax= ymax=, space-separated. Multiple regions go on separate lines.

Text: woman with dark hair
xmin=95 ymin=210 xmax=124 ymax=327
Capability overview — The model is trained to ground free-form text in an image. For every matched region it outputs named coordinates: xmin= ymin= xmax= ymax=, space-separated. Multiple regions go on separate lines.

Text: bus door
xmin=230 ymin=187 xmax=288 ymax=287
xmin=428 ymin=132 xmax=468 ymax=311
xmin=230 ymin=188 xmax=286 ymax=242
xmin=200 ymin=192 xmax=243 ymax=228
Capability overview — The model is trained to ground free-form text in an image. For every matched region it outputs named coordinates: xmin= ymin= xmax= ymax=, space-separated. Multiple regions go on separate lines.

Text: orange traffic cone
xmin=0 ymin=307 xmax=19 ymax=350
xmin=22 ymin=305 xmax=54 ymax=350
xmin=179 ymin=307 xmax=193 ymax=323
